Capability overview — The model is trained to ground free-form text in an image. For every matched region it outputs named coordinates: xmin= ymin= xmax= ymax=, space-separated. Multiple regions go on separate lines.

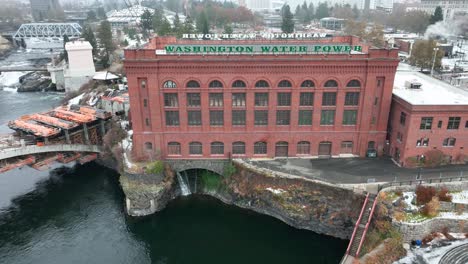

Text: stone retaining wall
xmin=393 ymin=218 xmax=467 ymax=242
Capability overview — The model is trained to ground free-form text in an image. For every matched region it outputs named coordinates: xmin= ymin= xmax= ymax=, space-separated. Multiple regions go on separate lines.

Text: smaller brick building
xmin=388 ymin=71 xmax=468 ymax=167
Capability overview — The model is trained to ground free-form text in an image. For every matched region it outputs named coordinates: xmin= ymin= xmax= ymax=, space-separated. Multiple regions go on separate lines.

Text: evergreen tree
xmin=295 ymin=4 xmax=301 ymax=18
xmin=98 ymin=20 xmax=114 ymax=57
xmin=308 ymin=2 xmax=315 ymax=20
xmin=140 ymin=9 xmax=153 ymax=37
xmin=430 ymin=6 xmax=443 ymax=24
xmin=316 ymin=2 xmax=329 ymax=19
xmin=63 ymin=34 xmax=70 ymax=62
xmin=158 ymin=17 xmax=172 ymax=36
xmin=281 ymin=4 xmax=295 ymax=33
xmin=87 ymin=10 xmax=97 ymax=21
xmin=173 ymin=13 xmax=182 ymax=36
xmin=152 ymin=8 xmax=164 ymax=33
xmin=303 ymin=1 xmax=312 ymax=23
xmin=223 ymin=24 xmax=233 ymax=34
xmin=196 ymin=10 xmax=210 ymax=34
xmin=82 ymin=26 xmax=98 ymax=56
xmin=182 ymin=16 xmax=194 ymax=35
xmin=97 ymin=7 xmax=106 ymax=19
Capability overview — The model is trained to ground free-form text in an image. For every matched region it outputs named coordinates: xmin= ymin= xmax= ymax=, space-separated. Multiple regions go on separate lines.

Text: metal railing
xmin=345 ymin=193 xmax=369 ymax=255
xmin=378 ymin=174 xmax=468 ymax=191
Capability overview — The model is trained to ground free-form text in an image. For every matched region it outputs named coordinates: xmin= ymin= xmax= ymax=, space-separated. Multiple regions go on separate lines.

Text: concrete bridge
xmin=0 ymin=67 xmax=48 ymax=73
xmin=0 ymin=144 xmax=102 ymax=161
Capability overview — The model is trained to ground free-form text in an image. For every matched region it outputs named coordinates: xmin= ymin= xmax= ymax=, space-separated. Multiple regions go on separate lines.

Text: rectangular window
xmin=168 ymin=143 xmax=181 ymax=155
xmin=298 ymin=110 xmax=313 ymax=125
xmin=443 ymin=138 xmax=456 ymax=146
xmin=277 ymin=92 xmax=291 ymax=106
xmin=210 ymin=110 xmax=224 ymax=126
xmin=447 ymin=117 xmax=461 ymax=129
xmin=255 ymin=93 xmax=268 ymax=106
xmin=276 ymin=110 xmax=290 ymax=125
xmin=254 ymin=110 xmax=268 ymax=126
xmin=400 ymin=112 xmax=406 ymax=126
xmin=420 ymin=117 xmax=433 ymax=130
xmin=299 ymin=92 xmax=314 ymax=106
xmin=165 ymin=111 xmax=179 ymax=126
xmin=232 ymin=143 xmax=245 ymax=154
xmin=164 ymin=93 xmax=178 ymax=107
xmin=345 ymin=92 xmax=360 ymax=106
xmin=232 ymin=110 xmax=246 ymax=126
xmin=320 ymin=110 xmax=335 ymax=125
xmin=342 ymin=110 xmax=357 ymax=125
xmin=397 ymin=132 xmax=403 ymax=142
xmin=187 ymin=93 xmax=201 ymax=107
xmin=209 ymin=93 xmax=223 ymax=107
xmin=416 ymin=138 xmax=429 ymax=147
xmin=232 ymin=93 xmax=246 ymax=107
xmin=140 ymin=79 xmax=147 ymax=89
xmin=374 ymin=97 xmax=379 ymax=105
xmin=438 ymin=120 xmax=443 ymax=128
xmin=143 ymin=99 xmax=147 ymax=107
xmin=322 ymin=92 xmax=336 ymax=106
xmin=466 ymin=121 xmax=468 ymax=128
xmin=145 ymin=118 xmax=150 ymax=126
xmin=188 ymin=110 xmax=202 ymax=126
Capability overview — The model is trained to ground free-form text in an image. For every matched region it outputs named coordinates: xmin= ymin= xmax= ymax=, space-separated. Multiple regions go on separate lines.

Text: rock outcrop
xmin=0 ymin=36 xmax=12 ymax=58
xmin=121 ymin=160 xmax=365 ymax=239
xmin=17 ymin=72 xmax=53 ymax=92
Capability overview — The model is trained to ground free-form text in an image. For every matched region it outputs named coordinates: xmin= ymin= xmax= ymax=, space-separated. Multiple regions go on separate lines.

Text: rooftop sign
xmin=158 ymin=44 xmax=362 ymax=55
xmin=182 ymin=33 xmax=330 ymax=39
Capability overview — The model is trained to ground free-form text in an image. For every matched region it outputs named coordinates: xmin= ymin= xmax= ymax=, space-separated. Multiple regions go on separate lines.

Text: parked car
xmin=366 ymin=148 xmax=377 ymax=158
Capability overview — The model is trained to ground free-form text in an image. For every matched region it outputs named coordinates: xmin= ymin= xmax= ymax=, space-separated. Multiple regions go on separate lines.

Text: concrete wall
xmin=0 ymin=144 xmax=102 ymax=160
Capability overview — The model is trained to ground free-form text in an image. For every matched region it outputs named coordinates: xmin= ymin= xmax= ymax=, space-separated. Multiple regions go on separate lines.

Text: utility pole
xmin=431 ymin=47 xmax=440 ymax=77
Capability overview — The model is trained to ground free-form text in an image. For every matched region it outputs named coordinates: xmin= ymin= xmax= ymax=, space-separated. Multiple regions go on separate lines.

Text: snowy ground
xmin=451 ymin=190 xmax=468 ymax=204
xmin=394 ymin=239 xmax=468 ymax=264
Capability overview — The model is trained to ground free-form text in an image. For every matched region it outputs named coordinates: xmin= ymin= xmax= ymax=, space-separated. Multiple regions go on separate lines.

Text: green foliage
xmin=201 ymin=170 xmax=222 ymax=191
xmin=158 ymin=17 xmax=172 ymax=36
xmin=81 ymin=25 xmax=97 ymax=56
xmin=196 ymin=10 xmax=210 ymax=34
xmin=409 ymin=40 xmax=444 ymax=70
xmin=97 ymin=7 xmax=106 ymax=19
xmin=98 ymin=20 xmax=115 ymax=56
xmin=223 ymin=163 xmax=236 ymax=178
xmin=152 ymin=8 xmax=165 ymax=33
xmin=87 ymin=10 xmax=97 ymax=21
xmin=430 ymin=6 xmax=443 ymax=24
xmin=146 ymin=160 xmax=164 ymax=175
xmin=140 ymin=9 xmax=153 ymax=36
xmin=315 ymin=2 xmax=329 ymax=19
xmin=182 ymin=16 xmax=195 ymax=34
xmin=281 ymin=4 xmax=294 ymax=33
xmin=173 ymin=13 xmax=182 ymax=36
xmin=223 ymin=24 xmax=233 ymax=34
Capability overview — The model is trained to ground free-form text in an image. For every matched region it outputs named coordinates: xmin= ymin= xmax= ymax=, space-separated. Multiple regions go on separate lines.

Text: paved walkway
xmin=248 ymin=158 xmax=468 ymax=184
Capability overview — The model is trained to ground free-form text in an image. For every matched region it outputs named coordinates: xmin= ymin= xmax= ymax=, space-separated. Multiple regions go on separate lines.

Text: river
xmin=0 ymin=49 xmax=347 ymax=264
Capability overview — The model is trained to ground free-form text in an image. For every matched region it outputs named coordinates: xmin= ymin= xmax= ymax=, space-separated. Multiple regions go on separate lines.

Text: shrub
xmin=394 ymin=211 xmax=406 ymax=222
xmin=437 ymin=187 xmax=452 ymax=202
xmin=421 ymin=196 xmax=440 ymax=217
xmin=416 ymin=185 xmax=437 ymax=205
xmin=146 ymin=160 xmax=164 ymax=175
xmin=395 ymin=190 xmax=403 ymax=197
xmin=422 ymin=232 xmax=436 ymax=244
xmin=223 ymin=162 xmax=236 ymax=178
xmin=423 ymin=149 xmax=445 ymax=167
xmin=201 ymin=170 xmax=222 ymax=191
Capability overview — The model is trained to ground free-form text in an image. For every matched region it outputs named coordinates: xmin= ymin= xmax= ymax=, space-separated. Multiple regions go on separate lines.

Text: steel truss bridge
xmin=13 ymin=23 xmax=82 ymax=41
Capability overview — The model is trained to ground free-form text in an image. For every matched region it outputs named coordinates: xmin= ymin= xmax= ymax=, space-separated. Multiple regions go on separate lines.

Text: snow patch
xmin=402 ymin=192 xmax=418 ymax=211
xmin=451 ymin=190 xmax=468 ymax=204
xmin=0 ymin=72 xmax=27 ymax=87
xmin=266 ymin=187 xmax=285 ymax=194
xmin=67 ymin=93 xmax=84 ymax=106
xmin=394 ymin=239 xmax=468 ymax=264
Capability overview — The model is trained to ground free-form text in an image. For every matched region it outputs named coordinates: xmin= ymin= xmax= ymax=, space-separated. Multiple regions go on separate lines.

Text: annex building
xmin=388 ymin=71 xmax=468 ymax=166
xmin=124 ymin=36 xmax=399 ymax=160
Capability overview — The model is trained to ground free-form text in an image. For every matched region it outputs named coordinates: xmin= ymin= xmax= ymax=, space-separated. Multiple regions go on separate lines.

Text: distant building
xmin=406 ymin=0 xmax=468 ymax=20
xmin=245 ymin=0 xmax=284 ymax=12
xmin=64 ymin=40 xmax=95 ymax=92
xmin=30 ymin=0 xmax=63 ymax=21
xmin=106 ymin=5 xmax=186 ymax=29
xmin=320 ymin=17 xmax=346 ymax=31
xmin=388 ymin=71 xmax=468 ymax=167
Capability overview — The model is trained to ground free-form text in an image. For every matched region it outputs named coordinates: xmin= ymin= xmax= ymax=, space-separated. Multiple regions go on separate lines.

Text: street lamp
xmin=431 ymin=47 xmax=440 ymax=77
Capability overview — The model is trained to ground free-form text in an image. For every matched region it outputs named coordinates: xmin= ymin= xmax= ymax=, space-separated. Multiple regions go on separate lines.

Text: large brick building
xmin=388 ymin=71 xmax=468 ymax=166
xmin=124 ymin=36 xmax=399 ymax=160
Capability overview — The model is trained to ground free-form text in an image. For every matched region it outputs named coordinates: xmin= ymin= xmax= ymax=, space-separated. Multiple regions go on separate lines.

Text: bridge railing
xmin=378 ymin=174 xmax=468 ymax=191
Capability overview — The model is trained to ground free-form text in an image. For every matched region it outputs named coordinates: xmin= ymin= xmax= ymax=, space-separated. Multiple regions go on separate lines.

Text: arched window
xmin=209 ymin=80 xmax=223 ymax=88
xmin=346 ymin=80 xmax=361 ymax=88
xmin=144 ymin=142 xmax=153 ymax=150
xmin=232 ymin=80 xmax=246 ymax=88
xmin=324 ymin=80 xmax=338 ymax=88
xmin=278 ymin=80 xmax=292 ymax=88
xmin=297 ymin=141 xmax=310 ymax=154
xmin=254 ymin=141 xmax=267 ymax=154
xmin=211 ymin=142 xmax=224 ymax=155
xmin=163 ymin=80 xmax=177 ymax=88
xmin=232 ymin=141 xmax=245 ymax=154
xmin=189 ymin=142 xmax=202 ymax=155
xmin=168 ymin=142 xmax=181 ymax=155
xmin=186 ymin=80 xmax=200 ymax=88
xmin=255 ymin=80 xmax=269 ymax=88
xmin=301 ymin=80 xmax=315 ymax=88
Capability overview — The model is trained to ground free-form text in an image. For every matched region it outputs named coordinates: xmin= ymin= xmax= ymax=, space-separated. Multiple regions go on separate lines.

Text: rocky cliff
xmin=121 ymin=160 xmax=365 ymax=239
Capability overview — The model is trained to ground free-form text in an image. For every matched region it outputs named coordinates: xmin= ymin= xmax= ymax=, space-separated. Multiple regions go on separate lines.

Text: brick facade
xmin=124 ymin=36 xmax=399 ymax=160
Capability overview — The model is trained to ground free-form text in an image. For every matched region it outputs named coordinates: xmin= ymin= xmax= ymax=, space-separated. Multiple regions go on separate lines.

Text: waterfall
xmin=176 ymin=172 xmax=191 ymax=196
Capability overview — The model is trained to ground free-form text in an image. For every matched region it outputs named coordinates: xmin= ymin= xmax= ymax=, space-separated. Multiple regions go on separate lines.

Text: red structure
xmin=124 ymin=36 xmax=399 ymax=160
xmin=388 ymin=71 xmax=468 ymax=167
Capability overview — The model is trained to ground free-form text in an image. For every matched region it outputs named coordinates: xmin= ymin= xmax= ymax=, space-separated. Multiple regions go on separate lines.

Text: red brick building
xmin=388 ymin=71 xmax=468 ymax=166
xmin=124 ymin=36 xmax=399 ymax=160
